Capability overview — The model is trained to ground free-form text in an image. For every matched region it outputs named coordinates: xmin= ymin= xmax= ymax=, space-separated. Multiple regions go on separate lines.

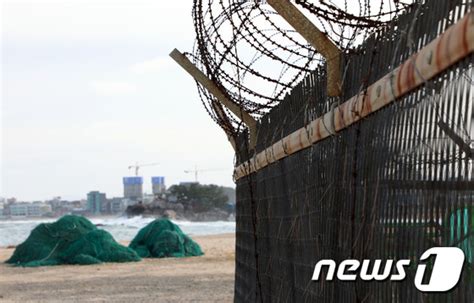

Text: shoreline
xmin=0 ymin=233 xmax=236 ymax=302
xmin=0 ymin=218 xmax=236 ymax=248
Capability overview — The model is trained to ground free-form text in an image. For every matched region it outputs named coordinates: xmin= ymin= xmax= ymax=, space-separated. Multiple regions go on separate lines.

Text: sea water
xmin=0 ymin=216 xmax=236 ymax=247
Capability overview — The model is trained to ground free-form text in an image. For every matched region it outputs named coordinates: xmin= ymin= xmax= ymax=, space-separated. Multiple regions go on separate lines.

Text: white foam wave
xmin=0 ymin=216 xmax=235 ymax=247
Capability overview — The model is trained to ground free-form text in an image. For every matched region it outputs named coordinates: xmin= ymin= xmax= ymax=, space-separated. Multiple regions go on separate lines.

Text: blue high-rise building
xmin=123 ymin=177 xmax=143 ymax=201
xmin=151 ymin=176 xmax=166 ymax=195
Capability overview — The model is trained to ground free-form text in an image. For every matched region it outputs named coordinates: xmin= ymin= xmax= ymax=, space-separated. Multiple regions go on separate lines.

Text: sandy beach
xmin=0 ymin=233 xmax=235 ymax=303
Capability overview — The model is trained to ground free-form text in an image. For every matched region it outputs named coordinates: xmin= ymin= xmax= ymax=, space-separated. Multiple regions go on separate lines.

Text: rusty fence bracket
xmin=267 ymin=0 xmax=342 ymax=96
xmin=170 ymin=48 xmax=258 ymax=150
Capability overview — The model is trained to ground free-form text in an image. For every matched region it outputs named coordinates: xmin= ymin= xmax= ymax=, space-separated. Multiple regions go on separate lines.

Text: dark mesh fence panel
xmin=234 ymin=0 xmax=474 ymax=301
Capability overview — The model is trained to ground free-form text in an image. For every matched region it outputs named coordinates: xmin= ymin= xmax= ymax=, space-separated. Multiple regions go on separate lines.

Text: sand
xmin=0 ymin=233 xmax=235 ymax=303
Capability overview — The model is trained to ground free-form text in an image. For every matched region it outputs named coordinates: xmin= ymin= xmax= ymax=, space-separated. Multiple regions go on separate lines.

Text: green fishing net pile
xmin=6 ymin=215 xmax=141 ymax=267
xmin=129 ymin=218 xmax=203 ymax=258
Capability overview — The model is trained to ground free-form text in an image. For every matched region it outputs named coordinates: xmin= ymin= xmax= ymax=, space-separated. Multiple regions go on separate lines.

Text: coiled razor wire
xmin=189 ymin=0 xmax=414 ymax=135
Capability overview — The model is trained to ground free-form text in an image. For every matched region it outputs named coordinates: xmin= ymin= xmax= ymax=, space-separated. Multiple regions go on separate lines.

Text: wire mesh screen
xmin=234 ymin=0 xmax=474 ymax=302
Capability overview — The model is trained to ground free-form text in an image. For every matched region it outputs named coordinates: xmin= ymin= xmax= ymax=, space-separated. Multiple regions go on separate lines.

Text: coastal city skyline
xmin=0 ymin=170 xmax=234 ymax=201
xmin=2 ymin=1 xmax=235 ymax=201
xmin=0 ymin=175 xmax=236 ymax=219
xmin=1 ymin=165 xmax=234 ymax=201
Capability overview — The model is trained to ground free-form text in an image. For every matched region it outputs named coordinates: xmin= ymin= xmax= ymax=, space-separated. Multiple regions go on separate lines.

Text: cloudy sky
xmin=1 ymin=0 xmax=235 ymax=201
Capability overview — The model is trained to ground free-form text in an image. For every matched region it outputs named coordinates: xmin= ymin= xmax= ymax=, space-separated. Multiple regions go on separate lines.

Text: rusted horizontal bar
xmin=234 ymin=12 xmax=474 ymax=180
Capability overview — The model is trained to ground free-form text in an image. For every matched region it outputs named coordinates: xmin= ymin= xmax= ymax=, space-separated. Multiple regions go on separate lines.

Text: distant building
xmin=10 ymin=203 xmax=28 ymax=217
xmin=46 ymin=198 xmax=84 ymax=216
xmin=27 ymin=202 xmax=51 ymax=217
xmin=151 ymin=176 xmax=166 ymax=195
xmin=47 ymin=197 xmax=63 ymax=212
xmin=123 ymin=177 xmax=143 ymax=201
xmin=2 ymin=204 xmax=10 ymax=217
xmin=109 ymin=197 xmax=128 ymax=214
xmin=100 ymin=199 xmax=111 ymax=214
xmin=87 ymin=191 xmax=107 ymax=215
xmin=71 ymin=200 xmax=87 ymax=209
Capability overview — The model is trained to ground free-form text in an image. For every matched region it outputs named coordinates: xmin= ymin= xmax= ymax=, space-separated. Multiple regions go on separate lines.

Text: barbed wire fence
xmin=173 ymin=0 xmax=473 ymax=301
xmin=189 ymin=0 xmax=413 ymax=136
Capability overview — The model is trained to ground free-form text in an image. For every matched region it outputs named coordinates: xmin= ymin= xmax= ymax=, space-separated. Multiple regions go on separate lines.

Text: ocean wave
xmin=0 ymin=216 xmax=235 ymax=247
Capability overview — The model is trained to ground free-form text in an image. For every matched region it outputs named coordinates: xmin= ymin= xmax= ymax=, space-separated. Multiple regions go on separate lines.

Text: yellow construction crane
xmin=128 ymin=162 xmax=159 ymax=176
xmin=184 ymin=165 xmax=228 ymax=183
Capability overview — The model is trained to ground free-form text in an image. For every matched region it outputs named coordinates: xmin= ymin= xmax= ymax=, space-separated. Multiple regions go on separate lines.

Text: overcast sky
xmin=1 ymin=0 xmax=236 ymax=201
